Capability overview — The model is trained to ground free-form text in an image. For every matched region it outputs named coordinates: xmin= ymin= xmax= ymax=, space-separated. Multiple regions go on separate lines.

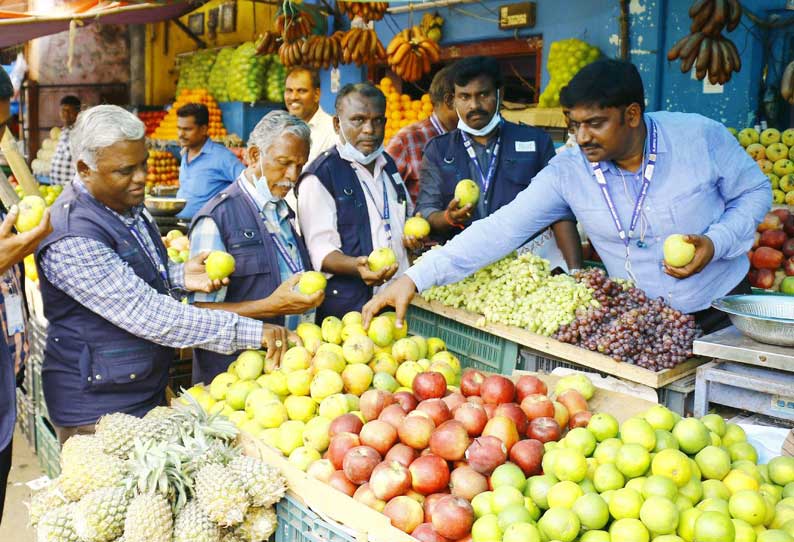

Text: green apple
xmin=781 ymin=276 xmax=794 ymax=295
xmin=238 ymin=418 xmax=264 ymax=437
xmin=252 ymin=399 xmax=288 ymax=429
xmin=663 ymin=234 xmax=696 ymax=268
xmin=342 ymin=335 xmax=375 ymax=364
xmin=318 ymin=393 xmax=349 ymax=419
xmin=367 ymin=315 xmax=394 ymax=347
xmin=303 ymin=416 xmax=332 ymax=452
xmin=244 ymin=387 xmax=279 ymax=416
xmin=321 ymin=316 xmax=343 ymax=344
xmin=225 ymin=380 xmax=260 ymax=410
xmin=775 ymin=159 xmax=794 ymax=177
xmin=738 ymin=128 xmax=760 ymax=148
xmin=368 ymin=247 xmax=397 ymax=272
xmin=257 ymin=370 xmax=289 ymax=396
xmin=342 ymin=311 xmax=363 ymax=326
xmin=427 ymin=337 xmax=446 ymax=356
xmin=298 ymin=271 xmax=327 ymax=295
xmin=312 ymin=349 xmax=346 ymax=373
xmin=395 ymin=360 xmax=422 ymax=388
xmin=284 ymin=395 xmax=317 ymax=422
xmin=235 ymin=350 xmax=265 ymax=380
xmin=289 ymin=446 xmax=321 ymax=471
xmin=455 ymin=178 xmax=480 ymax=207
xmin=783 ymin=129 xmax=794 ymax=147
xmin=228 ymin=410 xmax=250 ymax=427
xmin=205 ymin=250 xmax=235 ymax=280
xmin=373 ymin=372 xmax=399 ymax=392
xmin=286 ymin=369 xmax=312 ymax=396
xmin=277 ymin=420 xmax=305 ymax=455
xmin=281 ymin=346 xmax=312 ymax=373
xmin=761 ymin=128 xmax=782 ymax=146
xmin=310 ymin=369 xmax=344 ymax=402
xmin=15 ymin=195 xmax=46 ymax=232
xmin=209 ymin=371 xmax=239 ymax=400
xmin=345 ymin=393 xmax=360 ymax=411
xmin=342 ymin=323 xmax=367 ymax=342
xmin=371 ymin=352 xmax=398 ymax=375
xmin=392 ymin=338 xmax=420 ymax=362
xmin=296 ymin=322 xmax=323 ymax=343
xmin=410 ymin=336 xmax=428 ymax=359
xmin=403 ymin=216 xmax=431 ymax=239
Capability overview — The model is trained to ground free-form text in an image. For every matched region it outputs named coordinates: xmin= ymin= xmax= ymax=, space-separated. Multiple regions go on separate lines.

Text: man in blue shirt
xmin=176 ymin=103 xmax=244 ymax=219
xmin=363 ymin=60 xmax=771 ymax=335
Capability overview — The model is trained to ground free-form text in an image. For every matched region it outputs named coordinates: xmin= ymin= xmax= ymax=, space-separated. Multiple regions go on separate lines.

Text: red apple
xmin=756 ymin=268 xmax=775 ymax=289
xmin=466 ymin=395 xmax=484 ymax=405
xmin=406 ymin=489 xmax=426 ymax=504
xmin=441 ymin=392 xmax=466 ymax=412
xmin=412 ymin=523 xmax=451 ymax=542
xmin=379 ymin=404 xmax=407 ymax=429
xmin=413 ymin=372 xmax=448 ymax=401
xmin=354 ymin=482 xmax=386 ymax=511
xmin=328 ymin=432 xmax=361 ymax=470
xmin=785 ymin=256 xmax=794 ymax=276
xmin=760 ymin=229 xmax=787 ymax=249
xmin=753 ymin=247 xmax=785 ymax=270
xmin=785 ymin=215 xmax=794 ymax=237
xmin=384 ymin=495 xmax=425 ymax=534
xmin=423 ymin=492 xmax=450 ymax=524
xmin=417 ymin=399 xmax=452 ymax=427
xmin=385 ymin=443 xmax=419 ymax=468
xmin=783 ymin=238 xmax=794 ymax=259
xmin=569 ymin=410 xmax=593 ymax=429
xmin=429 ymin=420 xmax=470 ymax=461
xmin=520 ymin=393 xmax=555 ymax=420
xmin=509 ymin=438 xmax=544 ymax=476
xmin=494 ymin=403 xmax=528 ymax=435
xmin=370 ymin=460 xmax=412 ymax=501
xmin=465 ymin=435 xmax=507 ymax=475
xmin=452 ymin=402 xmax=488 ymax=437
xmin=328 ymin=470 xmax=357 ymax=496
xmin=460 ymin=369 xmax=485 ymax=397
xmin=552 ymin=401 xmax=569 ymax=429
xmin=515 ymin=375 xmax=548 ymax=402
xmin=758 ymin=213 xmax=783 ymax=232
xmin=307 ymin=459 xmax=336 ymax=483
xmin=482 ymin=415 xmax=519 ymax=451
xmin=393 ymin=391 xmax=419 ymax=413
xmin=556 ymin=389 xmax=588 ymax=416
xmin=528 ymin=417 xmax=561 ymax=443
xmin=360 ymin=390 xmax=394 ymax=421
xmin=342 ymin=445 xmax=381 ymax=485
xmin=431 ymin=496 xmax=474 ymax=540
xmin=449 ymin=465 xmax=488 ymax=500
xmin=329 ymin=413 xmax=364 ymax=437
xmin=480 ymin=375 xmax=516 ymax=404
xmin=483 ymin=403 xmax=497 ymax=419
xmin=772 ymin=208 xmax=791 ymax=223
xmin=360 ymin=420 xmax=398 ymax=456
xmin=753 ymin=233 xmax=761 ymax=250
xmin=399 ymin=413 xmax=436 ymax=450
xmin=409 ymin=454 xmax=450 ymax=495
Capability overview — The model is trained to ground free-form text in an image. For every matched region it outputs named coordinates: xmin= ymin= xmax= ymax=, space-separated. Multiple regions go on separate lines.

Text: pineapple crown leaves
xmin=125 ymin=438 xmax=190 ymax=514
xmin=172 ymin=390 xmax=239 ymax=443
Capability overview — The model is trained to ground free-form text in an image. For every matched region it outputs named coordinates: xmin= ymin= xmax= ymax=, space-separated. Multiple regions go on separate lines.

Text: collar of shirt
xmin=596 ymin=115 xmax=669 ymax=175
xmin=181 ymin=137 xmax=213 ymax=161
xmin=430 ymin=113 xmax=447 ymax=135
xmin=72 ymin=176 xmax=146 ymax=226
xmin=336 ymin=142 xmax=388 ymax=179
xmin=238 ymin=172 xmax=289 ymax=223
xmin=308 ymin=107 xmax=332 ymax=129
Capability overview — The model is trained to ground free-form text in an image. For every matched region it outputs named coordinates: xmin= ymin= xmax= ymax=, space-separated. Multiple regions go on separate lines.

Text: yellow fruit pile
xmin=380 ymin=77 xmax=433 ymax=144
xmin=736 ymin=127 xmax=794 ymax=205
xmin=151 ymin=89 xmax=227 ymax=141
xmin=145 ymin=150 xmax=179 ymax=192
xmin=538 ymin=38 xmax=600 ymax=108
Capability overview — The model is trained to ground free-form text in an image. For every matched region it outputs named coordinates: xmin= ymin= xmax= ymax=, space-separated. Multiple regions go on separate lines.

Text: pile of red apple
xmin=138 ymin=110 xmax=167 ymax=136
xmin=748 ymin=208 xmax=794 ymax=294
xmin=305 ymin=370 xmax=592 ymax=542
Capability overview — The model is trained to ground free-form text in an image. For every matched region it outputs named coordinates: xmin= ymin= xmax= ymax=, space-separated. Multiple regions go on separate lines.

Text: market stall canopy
xmin=0 ymin=0 xmax=205 ymax=48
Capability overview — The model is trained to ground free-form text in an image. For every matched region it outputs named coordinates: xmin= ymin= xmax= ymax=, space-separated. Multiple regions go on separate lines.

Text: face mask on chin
xmin=338 ymin=130 xmax=384 ymax=166
xmin=254 ymin=155 xmax=292 ymax=201
xmin=457 ymin=89 xmax=502 ymax=137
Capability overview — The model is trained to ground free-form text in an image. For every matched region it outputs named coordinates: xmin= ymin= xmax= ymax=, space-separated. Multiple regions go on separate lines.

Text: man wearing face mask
xmin=416 ymin=57 xmax=582 ymax=271
xmin=297 ymin=83 xmax=416 ymax=319
xmin=189 ymin=111 xmax=323 ymax=383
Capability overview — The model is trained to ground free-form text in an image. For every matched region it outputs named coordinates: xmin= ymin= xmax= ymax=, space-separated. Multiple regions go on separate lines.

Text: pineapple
xmin=96 ymin=412 xmax=146 ymax=458
xmin=227 ymin=456 xmax=286 ymax=507
xmin=236 ymin=506 xmax=278 ymax=541
xmin=123 ymin=492 xmax=173 ymax=542
xmin=61 ymin=434 xmax=104 ymax=466
xmin=36 ymin=503 xmax=81 ymax=542
xmin=194 ymin=463 xmax=249 ymax=526
xmin=60 ymin=450 xmax=126 ymax=501
xmin=144 ymin=406 xmax=178 ymax=420
xmin=74 ymin=486 xmax=130 ymax=542
xmin=27 ymin=484 xmax=67 ymax=527
xmin=173 ymin=500 xmax=222 ymax=542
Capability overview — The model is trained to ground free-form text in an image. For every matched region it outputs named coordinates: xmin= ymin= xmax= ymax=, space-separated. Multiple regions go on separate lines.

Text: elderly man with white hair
xmin=36 ymin=105 xmax=294 ymax=442
xmin=188 ymin=110 xmax=323 ymax=383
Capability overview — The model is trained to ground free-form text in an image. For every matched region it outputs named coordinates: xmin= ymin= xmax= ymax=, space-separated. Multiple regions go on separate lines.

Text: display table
xmin=693 ymin=326 xmax=794 ymax=420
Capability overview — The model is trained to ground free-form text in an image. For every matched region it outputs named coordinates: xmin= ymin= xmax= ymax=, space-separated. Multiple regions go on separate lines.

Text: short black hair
xmin=451 ymin=56 xmax=503 ymax=90
xmin=0 ymin=69 xmax=12 ymax=101
xmin=286 ymin=66 xmax=321 ymax=89
xmin=429 ymin=65 xmax=455 ymax=107
xmin=335 ymin=83 xmax=386 ymax=114
xmin=176 ymin=103 xmax=209 ymax=126
xmin=60 ymin=95 xmax=81 ymax=108
xmin=560 ymin=59 xmax=646 ymax=113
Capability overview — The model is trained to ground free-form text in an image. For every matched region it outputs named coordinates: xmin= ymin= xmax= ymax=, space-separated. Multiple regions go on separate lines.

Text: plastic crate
xmin=35 ymin=415 xmax=60 ymax=478
xmin=16 ymin=388 xmax=35 ymax=448
xmin=406 ymin=304 xmax=439 ymax=339
xmin=218 ymin=102 xmax=285 ymax=141
xmin=31 ymin=353 xmax=49 ymax=421
xmin=519 ymin=347 xmax=602 ymax=376
xmin=274 ymin=491 xmax=356 ymax=542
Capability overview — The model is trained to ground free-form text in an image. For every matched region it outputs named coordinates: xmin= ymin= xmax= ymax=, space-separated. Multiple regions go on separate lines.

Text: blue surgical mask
xmin=338 ymin=131 xmax=384 ymax=165
xmin=457 ymin=90 xmax=502 ymax=137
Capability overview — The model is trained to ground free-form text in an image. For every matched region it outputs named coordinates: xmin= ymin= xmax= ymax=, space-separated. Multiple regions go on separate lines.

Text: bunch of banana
xmin=301 ymin=34 xmax=343 ymax=70
xmin=386 ymin=27 xmax=440 ymax=83
xmin=667 ymin=33 xmax=741 ymax=84
xmin=688 ymin=0 xmax=742 ymax=37
xmin=781 ymin=62 xmax=794 ymax=104
xmin=279 ymin=40 xmax=304 ymax=68
xmin=340 ymin=28 xmax=386 ymax=67
xmin=419 ymin=12 xmax=444 ymax=42
xmin=255 ymin=31 xmax=281 ymax=56
xmin=275 ymin=12 xmax=313 ymax=43
xmin=337 ymin=1 xmax=389 ymax=22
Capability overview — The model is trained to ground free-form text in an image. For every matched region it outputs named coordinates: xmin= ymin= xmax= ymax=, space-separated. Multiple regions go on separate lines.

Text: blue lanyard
xmin=240 ymin=181 xmax=304 ymax=274
xmin=360 ymin=173 xmax=393 ymax=243
xmin=461 ymin=128 xmax=502 ymax=196
xmin=429 ymin=114 xmax=445 ymax=135
xmin=588 ymin=119 xmax=658 ymax=248
xmin=127 ymin=217 xmax=169 ymax=286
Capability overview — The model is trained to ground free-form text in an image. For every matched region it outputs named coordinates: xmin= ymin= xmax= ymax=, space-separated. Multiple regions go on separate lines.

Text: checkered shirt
xmin=49 ymin=126 xmax=74 ymax=185
xmin=385 ymin=115 xmax=445 ymax=202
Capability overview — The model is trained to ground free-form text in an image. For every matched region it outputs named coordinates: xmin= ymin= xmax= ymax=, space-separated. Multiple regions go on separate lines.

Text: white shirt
xmin=307 ymin=107 xmax=338 ymax=165
xmin=298 ymin=144 xmax=413 ymax=294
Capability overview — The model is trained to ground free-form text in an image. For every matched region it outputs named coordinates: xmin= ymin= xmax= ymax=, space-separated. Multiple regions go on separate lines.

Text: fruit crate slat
xmin=34 ymin=414 xmax=60 ymax=479
xmin=410 ymin=297 xmax=708 ymax=388
xmin=275 ymin=492 xmax=357 ymax=542
xmin=31 ymin=352 xmax=49 ymax=422
xmin=16 ymin=388 xmax=35 ymax=448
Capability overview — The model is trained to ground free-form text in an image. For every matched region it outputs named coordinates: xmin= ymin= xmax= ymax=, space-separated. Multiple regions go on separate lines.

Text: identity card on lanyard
xmin=240 ymin=188 xmax=305 ymax=274
xmin=461 ymin=129 xmax=502 ymax=196
xmin=587 ymin=119 xmax=658 ymax=283
xmin=360 ymin=174 xmax=393 ymax=244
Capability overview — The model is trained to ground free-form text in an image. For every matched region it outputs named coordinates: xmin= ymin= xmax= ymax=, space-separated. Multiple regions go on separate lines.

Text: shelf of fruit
xmin=137 ymin=110 xmax=167 ymax=136
xmin=748 ymin=208 xmax=794 ymax=294
xmin=145 ymin=149 xmax=179 ymax=195
xmin=735 ymin=126 xmax=794 ymax=205
xmin=150 ymin=89 xmax=228 ymax=142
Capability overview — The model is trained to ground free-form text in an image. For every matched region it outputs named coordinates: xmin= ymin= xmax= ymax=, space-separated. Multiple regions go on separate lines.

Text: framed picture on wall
xmin=219 ymin=2 xmax=237 ymax=33
xmin=188 ymin=12 xmax=204 ymax=35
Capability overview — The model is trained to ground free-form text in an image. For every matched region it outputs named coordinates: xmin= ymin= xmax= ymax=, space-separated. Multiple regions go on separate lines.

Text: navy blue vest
xmin=422 ymin=121 xmax=555 ymax=241
xmin=35 ymin=184 xmax=173 ymax=427
xmin=299 ymin=148 xmax=408 ymax=320
xmin=188 ymin=180 xmax=311 ymax=384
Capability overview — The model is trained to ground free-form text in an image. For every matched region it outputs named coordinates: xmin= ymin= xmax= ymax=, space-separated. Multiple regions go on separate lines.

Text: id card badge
xmin=5 ymin=293 xmax=24 ymax=335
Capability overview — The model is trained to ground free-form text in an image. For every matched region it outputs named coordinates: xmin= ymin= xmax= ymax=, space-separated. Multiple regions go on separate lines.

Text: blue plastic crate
xmin=35 ymin=415 xmax=60 ymax=478
xmin=218 ymin=102 xmax=285 ymax=141
xmin=406 ymin=304 xmax=439 ymax=339
xmin=275 ymin=492 xmax=356 ymax=542
xmin=16 ymin=388 xmax=35 ymax=448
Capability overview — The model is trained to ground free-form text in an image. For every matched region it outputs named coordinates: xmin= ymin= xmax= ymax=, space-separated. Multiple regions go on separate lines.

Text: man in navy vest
xmin=298 ymin=83 xmax=419 ymax=319
xmin=189 ymin=111 xmax=323 ymax=384
xmin=0 ymin=68 xmax=53 ymax=523
xmin=416 ymin=57 xmax=583 ymax=270
xmin=36 ymin=105 xmax=294 ymax=443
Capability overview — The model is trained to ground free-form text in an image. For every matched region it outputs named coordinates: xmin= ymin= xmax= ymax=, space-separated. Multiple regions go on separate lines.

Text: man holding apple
xmin=188 ymin=111 xmax=324 ymax=384
xmin=35 ymin=105 xmax=295 ymax=442
xmin=415 ymin=56 xmax=583 ymax=272
xmin=297 ymin=83 xmax=419 ymax=319
xmin=364 ymin=60 xmax=770 ymax=335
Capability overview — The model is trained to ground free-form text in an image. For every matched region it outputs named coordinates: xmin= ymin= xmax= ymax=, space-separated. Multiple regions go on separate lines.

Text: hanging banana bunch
xmin=337 ymin=1 xmax=389 ymax=22
xmin=255 ymin=31 xmax=281 ymax=56
xmin=386 ymin=27 xmax=440 ymax=83
xmin=301 ymin=33 xmax=344 ymax=70
xmin=341 ymin=26 xmax=387 ymax=67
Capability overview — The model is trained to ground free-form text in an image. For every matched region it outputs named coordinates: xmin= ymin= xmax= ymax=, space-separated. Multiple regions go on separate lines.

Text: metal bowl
xmin=712 ymin=294 xmax=794 ymax=346
xmin=144 ymin=197 xmax=186 ymax=217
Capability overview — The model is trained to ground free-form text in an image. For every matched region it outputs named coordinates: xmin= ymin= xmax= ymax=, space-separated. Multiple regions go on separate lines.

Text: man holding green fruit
xmin=189 ymin=111 xmax=324 ymax=383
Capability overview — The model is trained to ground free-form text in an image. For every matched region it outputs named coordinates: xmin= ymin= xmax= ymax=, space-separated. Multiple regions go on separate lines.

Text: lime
xmin=471 ymin=491 xmax=494 ymax=518
xmin=679 ymin=477 xmax=704 ymax=505
xmin=610 ymin=518 xmax=650 ymax=542
xmin=703 ymin=480 xmax=731 ymax=500
xmin=626 ymin=476 xmax=647 ymax=494
xmin=491 ymin=462 xmax=528 ymax=492
xmin=588 ymin=412 xmax=620 ymax=442
xmin=645 ymin=405 xmax=677 ymax=431
xmin=471 ymin=514 xmax=502 ymax=542
xmin=594 ymin=463 xmax=625 ymax=492
xmin=672 ymin=418 xmax=710 ymax=455
xmin=553 ymin=448 xmax=589 ymax=483
xmin=725 ymin=469 xmax=761 ymax=494
xmin=723 ymin=423 xmax=747 ymax=447
xmin=609 ymin=487 xmax=644 ymax=520
xmin=676 ymin=495 xmax=694 ymax=512
xmin=770 ymin=457 xmax=794 ymax=486
xmin=694 ymin=511 xmax=736 ymax=542
xmin=622 ymin=417 xmax=658 ymax=451
xmin=729 ymin=442 xmax=759 ymax=464
xmin=594 ymin=438 xmax=623 ymax=465
xmin=579 ymin=477 xmax=597 ymax=494
xmin=697 ymin=497 xmax=730 ymax=516
xmin=492 ymin=486 xmax=525 ymax=514
xmin=527 ymin=474 xmax=558 ymax=510
xmin=696 ymin=446 xmax=732 ymax=480
xmin=730 ymin=490 xmax=768 ymax=526
xmin=760 ymin=483 xmax=783 ymax=505
xmin=573 ymin=493 xmax=609 ymax=530
xmin=655 ymin=429 xmax=681 ymax=452
xmin=617 ymin=443 xmax=652 ymax=479
xmin=641 ymin=495 xmax=679 ymax=535
xmin=677 ymin=507 xmax=703 ymax=542
xmin=644 ymin=474 xmax=679 ymax=500
xmin=701 ymin=414 xmax=727 ymax=437
xmin=502 ymin=522 xmax=541 ymax=542
xmin=732 ymin=518 xmax=757 ymax=542
xmin=497 ymin=503 xmax=534 ymax=531
xmin=566 ymin=427 xmax=598 ymax=456
xmin=547 ymin=480 xmax=583 ymax=509
xmin=653 ymin=449 xmax=693 ymax=487
xmin=538 ymin=507 xmax=580 ymax=542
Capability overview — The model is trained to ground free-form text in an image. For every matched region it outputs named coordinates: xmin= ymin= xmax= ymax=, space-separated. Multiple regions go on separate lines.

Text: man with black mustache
xmin=415 ymin=56 xmax=583 ymax=271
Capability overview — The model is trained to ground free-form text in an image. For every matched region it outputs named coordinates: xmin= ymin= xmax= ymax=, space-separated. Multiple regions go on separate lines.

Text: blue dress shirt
xmin=177 ymin=139 xmax=245 ymax=219
xmin=407 ymin=112 xmax=771 ymax=314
